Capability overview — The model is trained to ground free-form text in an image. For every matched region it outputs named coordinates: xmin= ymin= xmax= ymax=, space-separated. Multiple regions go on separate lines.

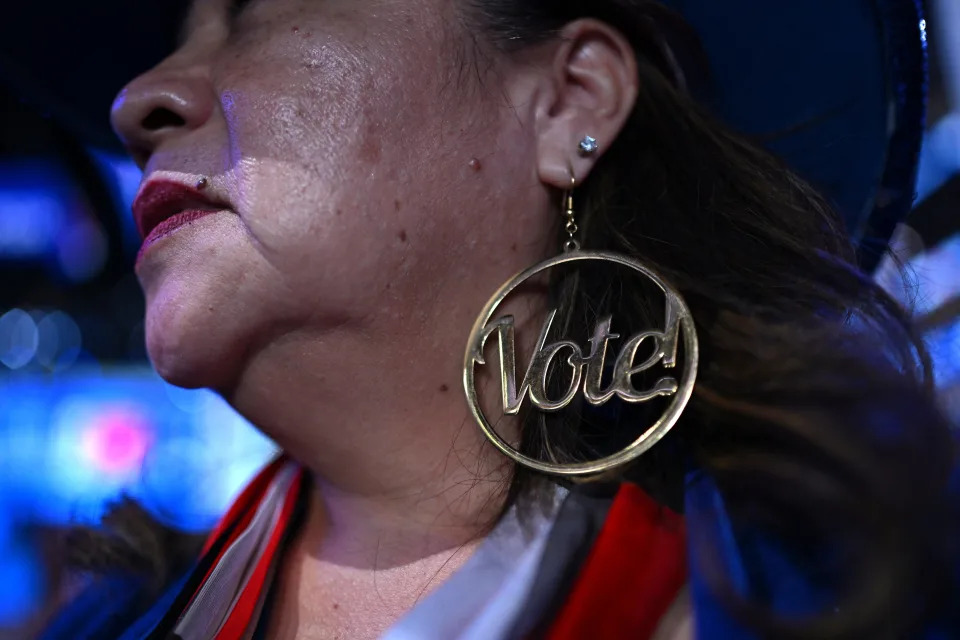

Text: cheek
xmin=212 ymin=40 xmax=385 ymax=289
xmin=217 ymin=36 xmax=369 ymax=171
xmin=216 ymin=10 xmax=465 ymax=186
xmin=229 ymin=156 xmax=422 ymax=320
xmin=209 ymin=20 xmax=524 ymax=326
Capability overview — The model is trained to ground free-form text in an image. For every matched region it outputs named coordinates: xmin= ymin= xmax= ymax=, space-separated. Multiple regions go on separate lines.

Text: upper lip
xmin=132 ymin=179 xmax=230 ymax=239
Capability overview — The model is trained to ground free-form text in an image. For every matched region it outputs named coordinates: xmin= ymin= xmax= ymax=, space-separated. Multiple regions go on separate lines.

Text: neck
xmin=222 ymin=323 xmax=518 ymax=570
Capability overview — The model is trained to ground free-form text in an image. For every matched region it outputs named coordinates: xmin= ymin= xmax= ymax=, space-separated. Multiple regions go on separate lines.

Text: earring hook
xmin=563 ymin=170 xmax=579 ymax=252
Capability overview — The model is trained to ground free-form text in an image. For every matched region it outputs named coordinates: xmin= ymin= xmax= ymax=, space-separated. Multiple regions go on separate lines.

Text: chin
xmin=146 ymin=322 xmax=234 ymax=390
xmin=143 ymin=294 xmax=246 ymax=391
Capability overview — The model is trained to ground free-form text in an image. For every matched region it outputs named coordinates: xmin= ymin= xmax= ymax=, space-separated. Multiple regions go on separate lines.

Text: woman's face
xmin=112 ymin=0 xmax=553 ymax=394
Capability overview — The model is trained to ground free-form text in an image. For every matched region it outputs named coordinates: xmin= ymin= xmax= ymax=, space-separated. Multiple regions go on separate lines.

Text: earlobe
xmin=534 ymin=19 xmax=639 ymax=190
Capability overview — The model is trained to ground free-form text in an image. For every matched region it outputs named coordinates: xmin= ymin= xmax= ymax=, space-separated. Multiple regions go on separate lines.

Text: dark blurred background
xmin=0 ymin=1 xmax=959 ymax=637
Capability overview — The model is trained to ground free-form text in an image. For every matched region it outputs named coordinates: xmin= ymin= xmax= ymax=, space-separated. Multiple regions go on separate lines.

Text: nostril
xmin=141 ymin=107 xmax=187 ymax=131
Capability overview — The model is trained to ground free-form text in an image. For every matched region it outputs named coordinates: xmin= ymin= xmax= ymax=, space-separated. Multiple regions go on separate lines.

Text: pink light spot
xmin=80 ymin=407 xmax=153 ymax=475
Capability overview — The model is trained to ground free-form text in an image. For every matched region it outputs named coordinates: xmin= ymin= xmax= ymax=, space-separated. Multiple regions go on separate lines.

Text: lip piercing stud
xmin=195 ymin=177 xmax=209 ymax=190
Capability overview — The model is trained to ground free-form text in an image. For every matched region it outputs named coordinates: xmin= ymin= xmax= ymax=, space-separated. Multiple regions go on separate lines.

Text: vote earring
xmin=462 ymin=144 xmax=700 ymax=478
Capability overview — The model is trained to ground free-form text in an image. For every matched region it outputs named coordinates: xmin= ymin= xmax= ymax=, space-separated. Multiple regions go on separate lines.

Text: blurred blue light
xmin=928 ymin=320 xmax=960 ymax=387
xmin=35 ymin=311 xmax=82 ymax=372
xmin=0 ymin=160 xmax=71 ymax=261
xmin=0 ymin=503 xmax=11 ymax=550
xmin=0 ymin=540 xmax=43 ymax=628
xmin=0 ymin=309 xmax=39 ymax=369
xmin=163 ymin=379 xmax=209 ymax=414
xmin=56 ymin=217 xmax=108 ymax=282
xmin=0 ymin=158 xmax=111 ymax=282
xmin=0 ymin=368 xmax=277 ymax=528
xmin=89 ymin=149 xmax=143 ymax=251
xmin=0 ymin=191 xmax=64 ymax=258
xmin=140 ymin=436 xmax=235 ymax=532
xmin=0 ymin=369 xmax=280 ymax=625
xmin=916 ymin=113 xmax=960 ymax=203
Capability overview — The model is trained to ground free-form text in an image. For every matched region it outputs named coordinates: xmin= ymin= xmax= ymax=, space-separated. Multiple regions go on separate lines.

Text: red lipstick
xmin=132 ymin=180 xmax=229 ymax=264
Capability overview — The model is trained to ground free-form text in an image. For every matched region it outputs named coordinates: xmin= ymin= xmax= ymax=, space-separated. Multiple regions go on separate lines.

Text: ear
xmin=534 ymin=19 xmax=639 ymax=189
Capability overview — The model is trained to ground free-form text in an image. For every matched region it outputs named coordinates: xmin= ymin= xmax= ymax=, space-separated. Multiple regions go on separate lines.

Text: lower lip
xmin=136 ymin=209 xmax=222 ymax=266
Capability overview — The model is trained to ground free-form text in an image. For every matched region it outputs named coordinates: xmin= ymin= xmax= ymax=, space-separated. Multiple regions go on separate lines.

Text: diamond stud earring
xmin=578 ymin=136 xmax=598 ymax=156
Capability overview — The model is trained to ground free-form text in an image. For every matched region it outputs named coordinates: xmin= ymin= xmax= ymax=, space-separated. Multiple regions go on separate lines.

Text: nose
xmin=110 ymin=66 xmax=215 ymax=167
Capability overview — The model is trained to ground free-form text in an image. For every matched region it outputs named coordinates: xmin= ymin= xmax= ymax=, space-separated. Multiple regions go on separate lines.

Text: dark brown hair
xmin=467 ymin=0 xmax=958 ymax=637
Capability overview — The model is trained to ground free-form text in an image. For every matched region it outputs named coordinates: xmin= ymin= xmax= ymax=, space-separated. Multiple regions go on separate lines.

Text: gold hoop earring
xmin=462 ymin=155 xmax=699 ymax=479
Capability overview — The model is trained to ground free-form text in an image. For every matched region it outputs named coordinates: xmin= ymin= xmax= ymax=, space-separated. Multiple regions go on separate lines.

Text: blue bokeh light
xmin=0 ymin=310 xmax=39 ymax=370
xmin=0 ymin=538 xmax=44 ymax=628
xmin=90 ymin=149 xmax=143 ymax=252
xmin=0 ymin=367 xmax=277 ymax=624
xmin=0 ymin=158 xmax=109 ymax=283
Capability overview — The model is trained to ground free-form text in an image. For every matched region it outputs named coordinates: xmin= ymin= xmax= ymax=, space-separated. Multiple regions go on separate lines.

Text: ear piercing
xmin=578 ymin=136 xmax=598 ymax=156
